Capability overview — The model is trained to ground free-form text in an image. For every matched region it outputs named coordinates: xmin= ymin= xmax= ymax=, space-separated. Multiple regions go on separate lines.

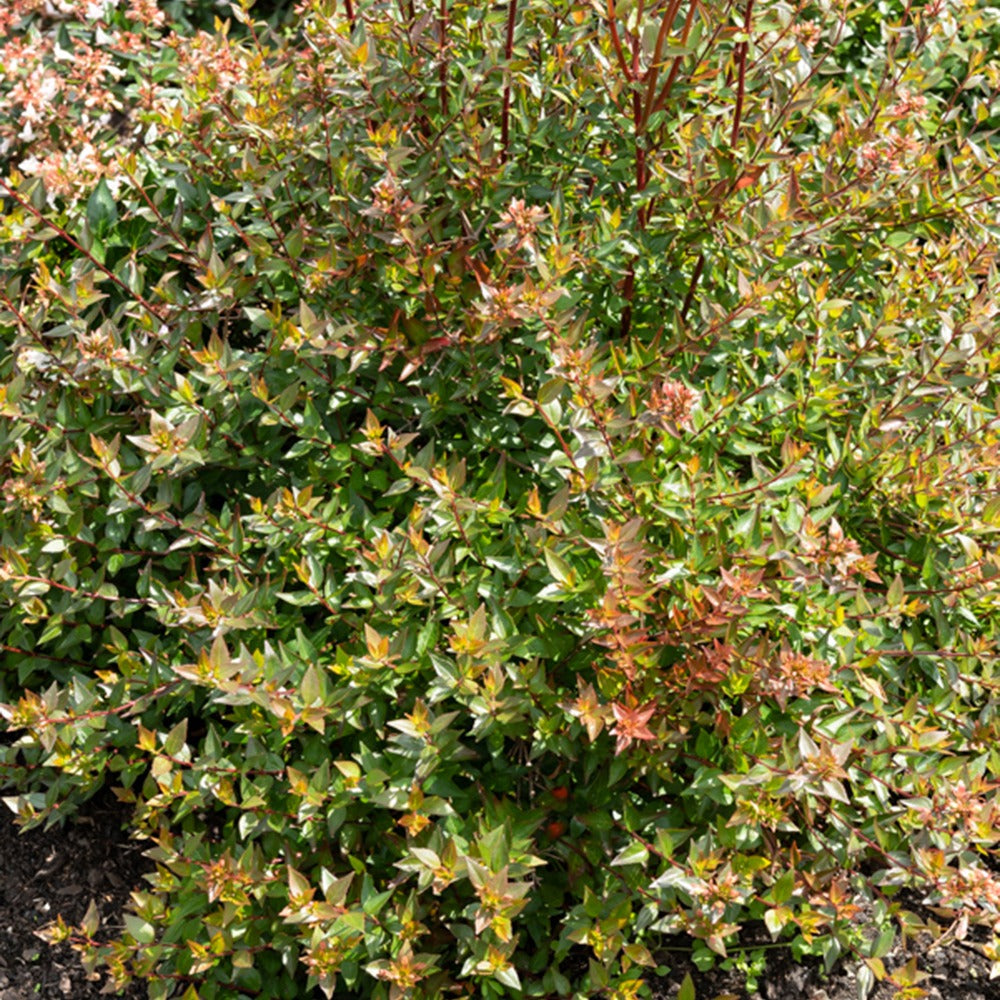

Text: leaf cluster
xmin=2 ymin=0 xmax=1000 ymax=997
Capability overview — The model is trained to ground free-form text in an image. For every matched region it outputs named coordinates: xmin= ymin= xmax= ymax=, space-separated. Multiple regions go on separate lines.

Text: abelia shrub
xmin=2 ymin=0 xmax=1000 ymax=997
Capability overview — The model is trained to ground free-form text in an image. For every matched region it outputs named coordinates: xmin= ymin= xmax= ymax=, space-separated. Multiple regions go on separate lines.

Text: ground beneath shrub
xmin=0 ymin=791 xmax=147 ymax=1000
xmin=642 ymin=922 xmax=1000 ymax=1000
xmin=1 ymin=801 xmax=998 ymax=999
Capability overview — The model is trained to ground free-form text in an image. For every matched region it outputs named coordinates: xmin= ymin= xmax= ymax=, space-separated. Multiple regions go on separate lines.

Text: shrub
xmin=2 ymin=0 xmax=1000 ymax=997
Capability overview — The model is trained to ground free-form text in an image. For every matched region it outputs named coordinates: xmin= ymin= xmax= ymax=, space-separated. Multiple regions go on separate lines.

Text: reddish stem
xmin=650 ymin=0 xmax=700 ymax=116
xmin=680 ymin=252 xmax=704 ymax=322
xmin=641 ymin=0 xmax=684 ymax=129
xmin=606 ymin=0 xmax=632 ymax=80
xmin=731 ymin=0 xmax=754 ymax=147
xmin=501 ymin=0 xmax=518 ymax=161
xmin=440 ymin=0 xmax=450 ymax=118
xmin=620 ymin=272 xmax=635 ymax=339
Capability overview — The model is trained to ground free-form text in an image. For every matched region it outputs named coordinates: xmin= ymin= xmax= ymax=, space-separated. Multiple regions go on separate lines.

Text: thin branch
xmin=500 ymin=0 xmax=518 ymax=161
xmin=679 ymin=251 xmax=705 ymax=322
xmin=607 ymin=0 xmax=633 ymax=80
xmin=730 ymin=0 xmax=755 ymax=147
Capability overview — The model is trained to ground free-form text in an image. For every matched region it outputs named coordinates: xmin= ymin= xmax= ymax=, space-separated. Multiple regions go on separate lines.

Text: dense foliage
xmin=2 ymin=0 xmax=1000 ymax=997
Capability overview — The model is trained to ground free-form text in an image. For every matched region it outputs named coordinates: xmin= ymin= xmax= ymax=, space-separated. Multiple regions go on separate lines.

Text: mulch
xmin=0 ymin=789 xmax=147 ymax=1000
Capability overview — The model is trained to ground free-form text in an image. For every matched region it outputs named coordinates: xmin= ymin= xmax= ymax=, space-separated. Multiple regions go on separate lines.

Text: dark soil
xmin=1 ymin=798 xmax=998 ymax=999
xmin=0 ymin=791 xmax=148 ymax=999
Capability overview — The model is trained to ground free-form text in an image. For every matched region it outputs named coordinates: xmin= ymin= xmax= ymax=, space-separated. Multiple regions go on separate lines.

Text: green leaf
xmin=81 ymin=899 xmax=100 ymax=937
xmin=622 ymin=942 xmax=655 ymax=967
xmin=764 ymin=906 xmax=790 ymax=937
xmin=538 ymin=378 xmax=565 ymax=404
xmin=886 ymin=574 xmax=904 ymax=609
xmin=123 ymin=914 xmax=156 ymax=945
xmin=494 ymin=965 xmax=521 ymax=991
xmin=543 ymin=547 xmax=573 ymax=585
xmin=677 ymin=972 xmax=696 ymax=1000
xmin=162 ymin=719 xmax=188 ymax=757
xmin=148 ymin=982 xmax=171 ymax=1000
xmin=769 ymin=869 xmax=795 ymax=904
xmin=610 ymin=841 xmax=649 ymax=867
xmin=86 ymin=178 xmax=118 ymax=236
xmin=410 ymin=847 xmax=440 ymax=869
xmin=301 ymin=664 xmax=322 ymax=704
